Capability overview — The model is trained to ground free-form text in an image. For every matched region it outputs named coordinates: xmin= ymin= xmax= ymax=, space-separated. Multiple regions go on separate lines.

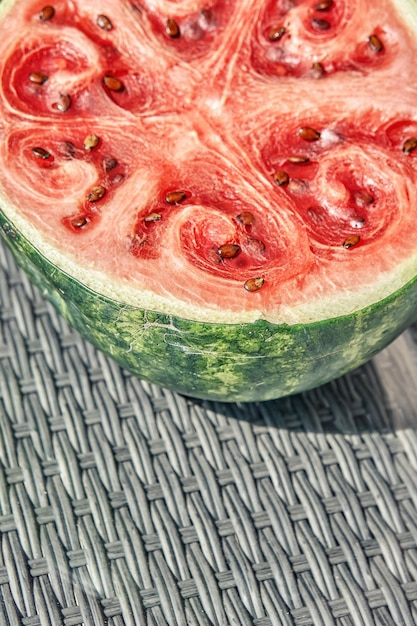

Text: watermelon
xmin=0 ymin=0 xmax=417 ymax=402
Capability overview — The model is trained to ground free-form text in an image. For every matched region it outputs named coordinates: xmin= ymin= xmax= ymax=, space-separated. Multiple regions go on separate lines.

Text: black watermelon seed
xmin=32 ymin=147 xmax=51 ymax=159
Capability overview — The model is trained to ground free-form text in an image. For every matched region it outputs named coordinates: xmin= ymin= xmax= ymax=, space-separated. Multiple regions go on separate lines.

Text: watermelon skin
xmin=3 ymin=213 xmax=417 ymax=402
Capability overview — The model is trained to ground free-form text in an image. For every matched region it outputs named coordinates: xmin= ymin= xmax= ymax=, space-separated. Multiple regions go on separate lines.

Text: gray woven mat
xmin=1 ymin=240 xmax=417 ymax=626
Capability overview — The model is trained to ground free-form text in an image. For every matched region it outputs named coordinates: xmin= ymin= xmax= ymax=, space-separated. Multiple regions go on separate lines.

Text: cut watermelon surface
xmin=0 ymin=0 xmax=417 ymax=401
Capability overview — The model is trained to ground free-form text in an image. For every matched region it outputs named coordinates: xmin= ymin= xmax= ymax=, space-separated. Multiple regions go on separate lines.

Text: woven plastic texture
xmin=1 ymin=240 xmax=417 ymax=626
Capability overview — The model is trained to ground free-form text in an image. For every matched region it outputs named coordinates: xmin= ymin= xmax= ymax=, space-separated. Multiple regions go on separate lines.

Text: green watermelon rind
xmin=2 ymin=212 xmax=417 ymax=402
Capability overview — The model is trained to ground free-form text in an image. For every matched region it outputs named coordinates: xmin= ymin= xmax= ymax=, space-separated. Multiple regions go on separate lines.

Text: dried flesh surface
xmin=1 ymin=0 xmax=417 ymax=324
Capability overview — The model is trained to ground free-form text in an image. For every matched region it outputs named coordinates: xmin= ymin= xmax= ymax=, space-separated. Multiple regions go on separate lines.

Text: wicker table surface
xmin=1 ymin=239 xmax=417 ymax=626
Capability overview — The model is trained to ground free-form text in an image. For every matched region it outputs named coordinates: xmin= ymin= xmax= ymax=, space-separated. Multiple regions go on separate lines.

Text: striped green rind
xmin=2 ymin=213 xmax=417 ymax=402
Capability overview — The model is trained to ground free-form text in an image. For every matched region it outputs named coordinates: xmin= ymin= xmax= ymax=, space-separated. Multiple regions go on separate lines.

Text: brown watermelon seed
xmin=84 ymin=134 xmax=100 ymax=151
xmin=144 ymin=212 xmax=162 ymax=222
xmin=39 ymin=6 xmax=55 ymax=21
xmin=274 ymin=170 xmax=290 ymax=186
xmin=165 ymin=190 xmax=187 ymax=204
xmin=368 ymin=34 xmax=383 ymax=53
xmin=111 ymin=174 xmax=124 ymax=184
xmin=54 ymin=93 xmax=71 ymax=112
xmin=103 ymin=75 xmax=124 ymax=92
xmin=312 ymin=61 xmax=325 ymax=77
xmin=29 ymin=71 xmax=48 ymax=85
xmin=87 ymin=185 xmax=106 ymax=202
xmin=298 ymin=126 xmax=321 ymax=141
xmin=32 ymin=147 xmax=51 ymax=159
xmin=315 ymin=0 xmax=333 ymax=10
xmin=350 ymin=215 xmax=366 ymax=229
xmin=71 ymin=216 xmax=88 ymax=229
xmin=402 ymin=137 xmax=417 ymax=154
xmin=354 ymin=191 xmax=374 ymax=207
xmin=166 ymin=18 xmax=181 ymax=38
xmin=343 ymin=234 xmax=360 ymax=248
xmin=244 ymin=277 xmax=265 ymax=292
xmin=288 ymin=155 xmax=310 ymax=163
xmin=103 ymin=157 xmax=118 ymax=171
xmin=268 ymin=26 xmax=286 ymax=42
xmin=97 ymin=15 xmax=112 ymax=31
xmin=218 ymin=243 xmax=241 ymax=259
xmin=236 ymin=211 xmax=255 ymax=225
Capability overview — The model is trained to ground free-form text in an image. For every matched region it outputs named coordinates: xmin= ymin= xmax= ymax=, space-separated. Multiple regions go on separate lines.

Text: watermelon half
xmin=0 ymin=0 xmax=417 ymax=402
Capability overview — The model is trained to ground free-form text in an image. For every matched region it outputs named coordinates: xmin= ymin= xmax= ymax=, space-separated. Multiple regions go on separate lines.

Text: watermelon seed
xmin=31 ymin=147 xmax=51 ymax=160
xmin=311 ymin=18 xmax=331 ymax=31
xmin=402 ymin=137 xmax=417 ymax=154
xmin=268 ymin=26 xmax=286 ymax=42
xmin=31 ymin=147 xmax=51 ymax=159
xmin=103 ymin=157 xmax=118 ymax=171
xmin=218 ymin=243 xmax=241 ymax=259
xmin=103 ymin=75 xmax=124 ymax=92
xmin=87 ymin=185 xmax=106 ymax=202
xmin=298 ymin=126 xmax=321 ymax=141
xmin=236 ymin=212 xmax=255 ymax=225
xmin=97 ymin=15 xmax=113 ymax=31
xmin=315 ymin=0 xmax=333 ymax=9
xmin=288 ymin=155 xmax=310 ymax=163
xmin=312 ymin=62 xmax=325 ymax=77
xmin=368 ymin=34 xmax=383 ymax=53
xmin=274 ymin=169 xmax=290 ymax=186
xmin=350 ymin=215 xmax=366 ymax=229
xmin=54 ymin=93 xmax=71 ymax=112
xmin=343 ymin=234 xmax=360 ymax=248
xmin=166 ymin=18 xmax=181 ymax=38
xmin=244 ymin=277 xmax=265 ymax=292
xmin=165 ymin=190 xmax=187 ymax=204
xmin=354 ymin=191 xmax=374 ymax=207
xmin=112 ymin=174 xmax=124 ymax=184
xmin=29 ymin=71 xmax=48 ymax=85
xmin=144 ymin=212 xmax=162 ymax=222
xmin=71 ymin=216 xmax=88 ymax=229
xmin=39 ymin=6 xmax=55 ymax=21
xmin=84 ymin=134 xmax=100 ymax=151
